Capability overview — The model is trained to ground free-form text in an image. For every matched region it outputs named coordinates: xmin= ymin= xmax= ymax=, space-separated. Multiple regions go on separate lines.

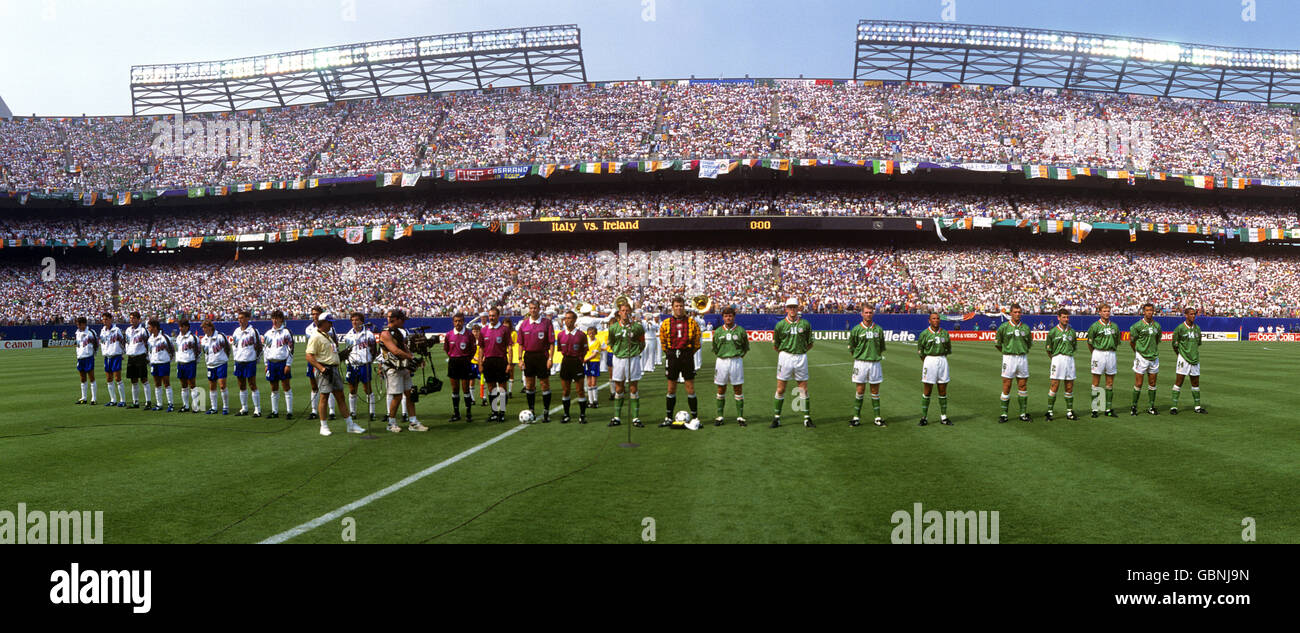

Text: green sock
xmin=1147 ymin=387 xmax=1157 ymax=408
xmin=872 ymin=395 xmax=882 ymax=418
xmin=1105 ymin=388 xmax=1114 ymax=409
xmin=1192 ymin=388 xmax=1201 ymax=406
xmin=938 ymin=395 xmax=947 ymax=415
xmin=630 ymin=395 xmax=639 ymax=419
xmin=735 ymin=396 xmax=744 ymax=417
xmin=1047 ymin=391 xmax=1057 ymax=412
xmin=853 ymin=394 xmax=864 ymax=418
xmin=773 ymin=396 xmax=784 ymax=416
xmin=1171 ymin=387 xmax=1180 ymax=408
xmin=1131 ymin=388 xmax=1141 ymax=407
xmin=1017 ymin=392 xmax=1028 ymax=414
xmin=716 ymin=395 xmax=725 ymax=418
xmin=1000 ymin=395 xmax=1010 ymax=415
xmin=922 ymin=395 xmax=931 ymax=417
xmin=1064 ymin=392 xmax=1073 ymax=411
xmin=616 ymin=394 xmax=624 ymax=419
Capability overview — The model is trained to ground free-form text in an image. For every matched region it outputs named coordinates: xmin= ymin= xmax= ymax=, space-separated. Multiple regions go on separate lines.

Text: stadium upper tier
xmin=2 ymin=81 xmax=1298 ymax=193
xmin=1 ymin=187 xmax=1297 ymax=245
xmin=3 ymin=244 xmax=1295 ymax=326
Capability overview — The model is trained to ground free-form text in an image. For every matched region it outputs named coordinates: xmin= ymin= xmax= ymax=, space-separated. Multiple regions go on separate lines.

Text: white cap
xmin=785 ymin=298 xmax=799 ymax=307
xmin=317 ymin=311 xmax=333 ymax=322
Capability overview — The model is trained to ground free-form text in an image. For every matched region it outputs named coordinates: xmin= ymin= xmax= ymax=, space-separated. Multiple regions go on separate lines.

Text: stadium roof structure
xmin=855 ymin=19 xmax=1300 ymax=104
xmin=0 ymin=94 xmax=11 ymax=119
xmin=128 ymin=25 xmax=586 ymax=115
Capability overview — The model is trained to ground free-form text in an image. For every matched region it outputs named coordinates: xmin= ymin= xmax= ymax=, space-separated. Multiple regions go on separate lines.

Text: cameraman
xmin=379 ymin=309 xmax=425 ymax=432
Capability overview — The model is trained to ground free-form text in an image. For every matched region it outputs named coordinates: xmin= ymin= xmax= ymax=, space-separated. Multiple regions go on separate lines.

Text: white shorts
xmin=1090 ymin=349 xmax=1117 ymax=376
xmin=776 ymin=351 xmax=809 ymax=382
xmin=1049 ymin=355 xmax=1076 ymax=381
xmin=1133 ymin=355 xmax=1159 ymax=375
xmin=1000 ymin=354 xmax=1029 ymax=379
xmin=921 ymin=356 xmax=949 ymax=384
xmin=852 ymin=360 xmax=883 ymax=385
xmin=1175 ymin=356 xmax=1200 ymax=377
xmin=714 ymin=357 xmax=745 ymax=386
xmin=611 ymin=356 xmax=643 ymax=382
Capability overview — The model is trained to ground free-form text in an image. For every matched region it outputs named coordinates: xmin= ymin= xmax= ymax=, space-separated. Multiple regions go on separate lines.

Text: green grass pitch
xmin=2 ymin=341 xmax=1294 ymax=543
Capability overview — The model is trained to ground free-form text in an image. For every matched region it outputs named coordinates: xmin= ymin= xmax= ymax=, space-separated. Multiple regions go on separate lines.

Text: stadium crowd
xmin=5 ymin=82 xmax=1299 ymax=191
xmin=3 ymin=186 xmax=1297 ymax=244
xmin=4 ymin=244 xmax=1297 ymax=325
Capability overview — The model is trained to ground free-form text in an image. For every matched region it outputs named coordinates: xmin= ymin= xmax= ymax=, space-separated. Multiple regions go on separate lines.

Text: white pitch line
xmin=260 ymin=382 xmax=604 ymax=544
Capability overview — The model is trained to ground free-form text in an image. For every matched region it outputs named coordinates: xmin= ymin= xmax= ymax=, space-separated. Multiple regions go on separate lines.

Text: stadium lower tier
xmin=2 ymin=237 xmax=1296 ymax=325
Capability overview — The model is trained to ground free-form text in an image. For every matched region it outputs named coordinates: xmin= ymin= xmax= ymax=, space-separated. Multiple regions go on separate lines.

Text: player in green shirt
xmin=1170 ymin=307 xmax=1207 ymax=415
xmin=1044 ymin=309 xmax=1079 ymax=420
xmin=916 ymin=312 xmax=953 ymax=426
xmin=772 ymin=298 xmax=815 ymax=428
xmin=607 ymin=303 xmax=647 ymax=427
xmin=1086 ymin=304 xmax=1121 ymax=418
xmin=711 ymin=306 xmax=749 ymax=426
xmin=1129 ymin=303 xmax=1162 ymax=416
xmin=995 ymin=304 xmax=1033 ymax=423
xmin=848 ymin=305 xmax=887 ymax=427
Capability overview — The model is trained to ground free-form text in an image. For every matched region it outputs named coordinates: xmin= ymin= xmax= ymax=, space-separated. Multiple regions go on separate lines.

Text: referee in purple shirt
xmin=444 ymin=313 xmax=478 ymax=422
xmin=516 ymin=299 xmax=556 ymax=422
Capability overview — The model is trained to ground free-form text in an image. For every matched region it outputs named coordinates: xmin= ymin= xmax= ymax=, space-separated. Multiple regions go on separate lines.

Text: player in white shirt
xmin=73 ymin=317 xmax=99 ymax=405
xmin=342 ymin=312 xmax=379 ymax=421
xmin=173 ymin=319 xmax=201 ymax=413
xmin=304 ymin=306 xmax=337 ymax=419
xmin=99 ymin=312 xmax=125 ymax=407
xmin=145 ymin=319 xmax=175 ymax=412
xmin=124 ymin=311 xmax=151 ymax=408
xmin=200 ymin=320 xmax=231 ymax=414
xmin=230 ymin=309 xmax=262 ymax=417
xmin=262 ymin=310 xmax=295 ymax=419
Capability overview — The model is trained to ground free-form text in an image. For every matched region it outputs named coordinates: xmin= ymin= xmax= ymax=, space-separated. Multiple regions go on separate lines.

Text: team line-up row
xmin=65 ymin=297 xmax=1209 ymax=433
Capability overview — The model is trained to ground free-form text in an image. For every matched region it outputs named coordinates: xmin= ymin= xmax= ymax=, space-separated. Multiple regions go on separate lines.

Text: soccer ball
xmin=519 ymin=410 xmax=536 ymax=424
xmin=674 ymin=410 xmax=691 ymax=424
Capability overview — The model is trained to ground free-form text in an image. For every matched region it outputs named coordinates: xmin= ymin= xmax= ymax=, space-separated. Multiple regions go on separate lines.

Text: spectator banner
xmin=343 ymin=227 xmax=364 ymax=244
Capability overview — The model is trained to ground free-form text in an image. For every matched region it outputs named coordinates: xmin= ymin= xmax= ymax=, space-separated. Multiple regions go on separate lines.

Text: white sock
xmin=270 ymin=391 xmax=279 ymax=414
xmin=80 ymin=382 xmax=87 ymax=399
xmin=165 ymin=387 xmax=173 ymax=405
xmin=130 ymin=383 xmax=138 ymax=404
xmin=310 ymin=389 xmax=319 ymax=414
xmin=251 ymin=390 xmax=260 ymax=412
xmin=221 ymin=389 xmax=229 ymax=409
xmin=239 ymin=389 xmax=248 ymax=410
xmin=285 ymin=390 xmax=293 ymax=413
xmin=349 ymin=394 xmax=357 ymax=414
xmin=191 ymin=387 xmax=200 ymax=409
xmin=401 ymin=395 xmax=408 ymax=413
xmin=328 ymin=393 xmax=336 ymax=415
xmin=181 ymin=389 xmax=189 ymax=408
xmin=105 ymin=382 xmax=115 ymax=403
xmin=368 ymin=393 xmax=375 ymax=415
xmin=155 ymin=386 xmax=163 ymax=405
